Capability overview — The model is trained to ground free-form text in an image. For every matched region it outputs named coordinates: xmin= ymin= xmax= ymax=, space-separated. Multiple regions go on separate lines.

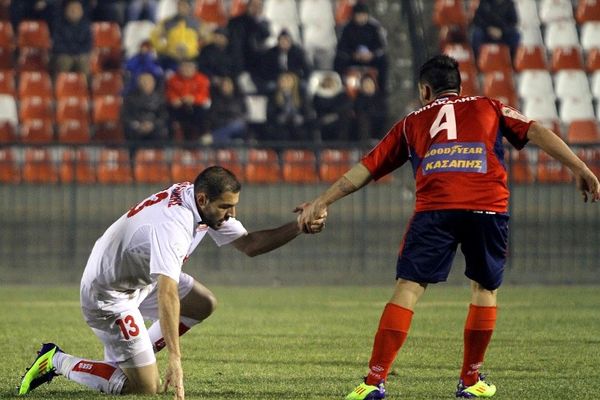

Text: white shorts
xmin=81 ymin=272 xmax=195 ymax=367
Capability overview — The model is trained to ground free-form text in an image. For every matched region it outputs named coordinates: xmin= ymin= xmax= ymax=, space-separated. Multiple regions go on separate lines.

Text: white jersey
xmin=81 ymin=182 xmax=247 ymax=311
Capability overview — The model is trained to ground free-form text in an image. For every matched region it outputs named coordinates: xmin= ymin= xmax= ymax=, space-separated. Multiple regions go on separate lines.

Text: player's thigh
xmin=460 ymin=212 xmax=509 ymax=290
xmin=138 ymin=272 xmax=197 ymax=320
xmin=396 ymin=211 xmax=459 ymax=284
xmin=180 ymin=279 xmax=217 ymax=320
xmin=120 ymin=362 xmax=160 ymax=394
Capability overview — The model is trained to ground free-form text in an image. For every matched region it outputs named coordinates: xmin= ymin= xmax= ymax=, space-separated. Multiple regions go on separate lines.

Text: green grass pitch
xmin=1 ymin=285 xmax=599 ymax=399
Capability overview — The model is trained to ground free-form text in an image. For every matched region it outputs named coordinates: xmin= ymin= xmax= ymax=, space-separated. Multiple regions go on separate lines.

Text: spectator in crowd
xmin=166 ymin=60 xmax=211 ymax=142
xmin=10 ymin=0 xmax=56 ymax=32
xmin=89 ymin=0 xmax=126 ymax=25
xmin=470 ymin=0 xmax=520 ymax=59
xmin=257 ymin=29 xmax=311 ymax=92
xmin=265 ymin=72 xmax=310 ymax=142
xmin=127 ymin=0 xmax=157 ymax=22
xmin=334 ymin=3 xmax=388 ymax=94
xmin=352 ymin=73 xmax=387 ymax=142
xmin=52 ymin=0 xmax=92 ymax=75
xmin=197 ymin=27 xmax=235 ymax=84
xmin=124 ymin=40 xmax=164 ymax=94
xmin=122 ymin=73 xmax=168 ymax=148
xmin=209 ymin=76 xmax=247 ymax=144
xmin=312 ymin=71 xmax=352 ymax=142
xmin=150 ymin=0 xmax=201 ymax=71
xmin=227 ymin=0 xmax=270 ymax=79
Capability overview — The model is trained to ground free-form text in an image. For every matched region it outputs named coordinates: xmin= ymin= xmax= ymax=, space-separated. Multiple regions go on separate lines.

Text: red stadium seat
xmin=60 ymin=148 xmax=96 ymax=184
xmin=0 ymin=69 xmax=15 ymax=96
xmin=92 ymin=22 xmax=122 ymax=49
xmin=57 ymin=119 xmax=91 ymax=144
xmin=507 ymin=148 xmax=534 ymax=184
xmin=576 ymin=148 xmax=600 ymax=177
xmin=19 ymin=118 xmax=54 ymax=143
xmin=576 ymin=0 xmax=600 ymax=24
xmin=537 ymin=151 xmax=572 ymax=183
xmin=19 ymin=96 xmax=53 ymax=123
xmin=282 ymin=149 xmax=319 ymax=183
xmin=458 ymin=61 xmax=480 ymax=96
xmin=0 ymin=47 xmax=14 ymax=69
xmin=195 ymin=0 xmax=228 ymax=27
xmin=0 ymin=121 xmax=17 ymax=142
xmin=55 ymin=72 xmax=88 ymax=100
xmin=551 ymin=46 xmax=584 ymax=72
xmin=566 ymin=120 xmax=600 ymax=144
xmin=0 ymin=147 xmax=20 ymax=183
xmin=319 ymin=149 xmax=353 ymax=183
xmin=17 ymin=20 xmax=51 ymax=49
xmin=93 ymin=95 xmax=121 ymax=124
xmin=230 ymin=0 xmax=249 ymax=18
xmin=433 ymin=0 xmax=467 ymax=27
xmin=443 ymin=43 xmax=475 ymax=65
xmin=90 ymin=47 xmax=122 ymax=74
xmin=56 ymin=97 xmax=90 ymax=124
xmin=97 ymin=148 xmax=133 ymax=184
xmin=134 ymin=148 xmax=171 ymax=184
xmin=245 ymin=148 xmax=281 ymax=183
xmin=586 ymin=48 xmax=600 ymax=72
xmin=91 ymin=72 xmax=124 ymax=97
xmin=0 ymin=20 xmax=14 ymax=50
xmin=514 ymin=45 xmax=547 ymax=72
xmin=482 ymin=71 xmax=518 ymax=107
xmin=17 ymin=47 xmax=49 ymax=72
xmin=171 ymin=149 xmax=207 ymax=183
xmin=477 ymin=43 xmax=512 ymax=73
xmin=93 ymin=122 xmax=125 ymax=143
xmin=22 ymin=147 xmax=58 ymax=183
xmin=18 ymin=71 xmax=52 ymax=99
xmin=215 ymin=149 xmax=244 ymax=181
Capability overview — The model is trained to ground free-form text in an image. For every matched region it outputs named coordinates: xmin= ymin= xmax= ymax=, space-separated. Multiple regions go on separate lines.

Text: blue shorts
xmin=396 ymin=210 xmax=509 ymax=290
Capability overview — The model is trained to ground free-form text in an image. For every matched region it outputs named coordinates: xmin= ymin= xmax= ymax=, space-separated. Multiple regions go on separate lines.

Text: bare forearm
xmin=158 ymin=275 xmax=181 ymax=358
xmin=318 ymin=163 xmax=372 ymax=206
xmin=527 ymin=122 xmax=586 ymax=172
xmin=240 ymin=221 xmax=301 ymax=257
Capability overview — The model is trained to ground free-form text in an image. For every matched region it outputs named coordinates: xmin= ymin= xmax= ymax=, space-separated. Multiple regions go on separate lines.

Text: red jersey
xmin=361 ymin=94 xmax=532 ymax=213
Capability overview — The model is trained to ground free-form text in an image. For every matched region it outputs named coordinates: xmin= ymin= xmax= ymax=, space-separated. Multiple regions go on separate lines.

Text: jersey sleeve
xmin=207 ymin=217 xmax=248 ymax=247
xmin=149 ymin=222 xmax=189 ymax=283
xmin=361 ymin=120 xmax=409 ymax=180
xmin=493 ymin=99 xmax=532 ymax=149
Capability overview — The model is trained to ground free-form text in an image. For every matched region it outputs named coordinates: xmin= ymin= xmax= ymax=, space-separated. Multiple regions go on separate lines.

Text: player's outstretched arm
xmin=158 ymin=275 xmax=185 ymax=400
xmin=297 ymin=162 xmax=373 ymax=233
xmin=527 ymin=122 xmax=600 ymax=202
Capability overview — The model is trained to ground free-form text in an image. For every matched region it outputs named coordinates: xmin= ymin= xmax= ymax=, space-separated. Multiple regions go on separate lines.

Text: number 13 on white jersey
xmin=429 ymin=104 xmax=457 ymax=140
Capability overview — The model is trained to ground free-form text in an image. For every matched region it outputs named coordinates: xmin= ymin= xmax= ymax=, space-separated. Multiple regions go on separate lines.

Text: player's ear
xmin=196 ymin=193 xmax=208 ymax=207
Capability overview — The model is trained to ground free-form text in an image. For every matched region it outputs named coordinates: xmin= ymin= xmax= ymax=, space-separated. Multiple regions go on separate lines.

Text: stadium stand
xmin=97 ymin=148 xmax=133 ymax=184
xmin=0 ymin=147 xmax=19 ymax=183
xmin=57 ymin=119 xmax=91 ymax=144
xmin=282 ymin=149 xmax=319 ymax=183
xmin=60 ymin=148 xmax=96 ymax=184
xmin=134 ymin=148 xmax=171 ymax=184
xmin=245 ymin=148 xmax=281 ymax=183
xmin=171 ymin=149 xmax=206 ymax=183
xmin=55 ymin=72 xmax=89 ymax=101
xmin=0 ymin=70 xmax=15 ymax=96
xmin=19 ymin=118 xmax=53 ymax=143
xmin=17 ymin=20 xmax=51 ymax=49
xmin=22 ymin=147 xmax=58 ymax=183
xmin=318 ymin=148 xmax=355 ymax=183
xmin=92 ymin=22 xmax=122 ymax=50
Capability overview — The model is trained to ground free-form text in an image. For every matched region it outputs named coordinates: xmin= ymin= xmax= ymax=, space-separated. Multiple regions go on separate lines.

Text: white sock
xmin=147 ymin=316 xmax=199 ymax=352
xmin=53 ymin=352 xmax=126 ymax=394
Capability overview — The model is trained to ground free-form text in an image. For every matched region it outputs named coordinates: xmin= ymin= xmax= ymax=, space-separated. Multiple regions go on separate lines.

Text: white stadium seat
xmin=519 ymin=25 xmax=544 ymax=46
xmin=515 ymin=0 xmax=541 ymax=28
xmin=299 ymin=0 xmax=334 ymax=27
xmin=544 ymin=20 xmax=579 ymax=51
xmin=303 ymin=24 xmax=337 ymax=69
xmin=156 ymin=0 xmax=177 ymax=22
xmin=522 ymin=96 xmax=559 ymax=123
xmin=554 ymin=69 xmax=592 ymax=100
xmin=518 ymin=70 xmax=555 ymax=100
xmin=264 ymin=0 xmax=300 ymax=26
xmin=539 ymin=0 xmax=574 ymax=24
xmin=580 ymin=21 xmax=600 ymax=52
xmin=559 ymin=96 xmax=596 ymax=125
xmin=0 ymin=94 xmax=18 ymax=128
xmin=591 ymin=70 xmax=600 ymax=99
xmin=123 ymin=20 xmax=156 ymax=58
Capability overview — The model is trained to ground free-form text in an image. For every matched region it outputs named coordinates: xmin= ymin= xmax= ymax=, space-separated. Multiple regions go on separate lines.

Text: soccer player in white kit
xmin=18 ymin=166 xmax=325 ymax=399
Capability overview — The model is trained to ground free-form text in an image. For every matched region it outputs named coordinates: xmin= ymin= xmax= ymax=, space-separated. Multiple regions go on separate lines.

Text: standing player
xmin=18 ymin=166 xmax=325 ymax=399
xmin=298 ymin=55 xmax=600 ymax=399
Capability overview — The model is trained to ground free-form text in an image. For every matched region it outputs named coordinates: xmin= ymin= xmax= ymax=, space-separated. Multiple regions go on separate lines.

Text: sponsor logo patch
xmin=422 ymin=142 xmax=487 ymax=175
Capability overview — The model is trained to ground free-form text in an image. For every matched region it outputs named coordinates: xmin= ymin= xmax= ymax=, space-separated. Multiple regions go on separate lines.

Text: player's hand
xmin=163 ymin=354 xmax=185 ymax=400
xmin=294 ymin=200 xmax=328 ymax=234
xmin=575 ymin=166 xmax=600 ymax=203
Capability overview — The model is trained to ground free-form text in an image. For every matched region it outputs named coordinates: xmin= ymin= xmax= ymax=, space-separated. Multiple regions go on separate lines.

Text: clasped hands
xmin=294 ymin=200 xmax=328 ymax=234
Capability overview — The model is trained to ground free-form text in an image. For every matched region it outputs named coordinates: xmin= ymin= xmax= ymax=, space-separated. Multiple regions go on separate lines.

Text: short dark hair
xmin=418 ymin=55 xmax=461 ymax=95
xmin=194 ymin=166 xmax=241 ymax=201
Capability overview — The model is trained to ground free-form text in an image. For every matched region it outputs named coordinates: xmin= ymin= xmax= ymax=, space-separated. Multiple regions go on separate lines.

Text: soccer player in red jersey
xmin=298 ymin=55 xmax=600 ymax=399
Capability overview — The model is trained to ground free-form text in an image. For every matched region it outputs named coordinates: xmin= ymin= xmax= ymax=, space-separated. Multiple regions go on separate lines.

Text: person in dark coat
xmin=470 ymin=0 xmax=520 ymax=59
xmin=264 ymin=72 xmax=310 ymax=142
xmin=10 ymin=0 xmax=56 ymax=32
xmin=352 ymin=73 xmax=387 ymax=142
xmin=208 ymin=77 xmax=247 ymax=144
xmin=197 ymin=27 xmax=235 ymax=83
xmin=312 ymin=71 xmax=352 ymax=141
xmin=52 ymin=0 xmax=92 ymax=75
xmin=124 ymin=40 xmax=164 ymax=94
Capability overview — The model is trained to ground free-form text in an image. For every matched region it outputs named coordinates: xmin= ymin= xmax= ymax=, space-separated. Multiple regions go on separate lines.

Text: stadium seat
xmin=543 ymin=20 xmax=579 ymax=52
xmin=319 ymin=149 xmax=354 ymax=183
xmin=265 ymin=0 xmax=300 ymax=24
xmin=19 ymin=96 xmax=53 ymax=123
xmin=93 ymin=122 xmax=125 ymax=143
xmin=282 ymin=149 xmax=319 ymax=183
xmin=302 ymin=24 xmax=337 ymax=69
xmin=195 ymin=0 xmax=228 ymax=27
xmin=458 ymin=61 xmax=480 ymax=96
xmin=22 ymin=147 xmax=58 ymax=183
xmin=334 ymin=0 xmax=354 ymax=26
xmin=515 ymin=0 xmax=540 ymax=28
xmin=56 ymin=97 xmax=90 ymax=124
xmin=92 ymin=72 xmax=124 ymax=97
xmin=477 ymin=43 xmax=512 ymax=73
xmin=215 ymin=149 xmax=244 ymax=181
xmin=0 ymin=47 xmax=14 ymax=69
xmin=576 ymin=0 xmax=600 ymax=24
xmin=17 ymin=47 xmax=49 ymax=72
xmin=0 ymin=70 xmax=15 ymax=96
xmin=514 ymin=45 xmax=547 ymax=72
xmin=0 ymin=147 xmax=19 ymax=183
xmin=17 ymin=20 xmax=51 ymax=49
xmin=300 ymin=0 xmax=335 ymax=27
xmin=538 ymin=0 xmax=574 ymax=24
xmin=580 ymin=21 xmax=600 ymax=52
xmin=559 ymin=96 xmax=596 ymax=125
xmin=587 ymin=48 xmax=600 ymax=72
xmin=592 ymin=70 xmax=600 ymax=99
xmin=19 ymin=118 xmax=53 ymax=143
xmin=537 ymin=151 xmax=572 ymax=183
xmin=507 ymin=148 xmax=534 ymax=184
xmin=97 ymin=148 xmax=133 ymax=184
xmin=230 ymin=0 xmax=249 ymax=18
xmin=443 ymin=43 xmax=475 ymax=65
xmin=343 ymin=67 xmax=378 ymax=99
xmin=522 ymin=96 xmax=559 ymax=125
xmin=157 ymin=0 xmax=178 ymax=21
xmin=90 ymin=47 xmax=122 ymax=74
xmin=55 ymin=72 xmax=88 ymax=100
xmin=244 ymin=95 xmax=268 ymax=123
xmin=245 ymin=148 xmax=281 ymax=183
xmin=0 ymin=94 xmax=18 ymax=131
xmin=60 ymin=148 xmax=96 ymax=184
xmin=0 ymin=20 xmax=14 ymax=50
xmin=566 ymin=120 xmax=600 ymax=144
xmin=482 ymin=71 xmax=518 ymax=107
xmin=0 ymin=121 xmax=16 ymax=142
xmin=171 ymin=149 xmax=206 ymax=183
xmin=518 ymin=25 xmax=543 ymax=47
xmin=123 ymin=20 xmax=156 ymax=58
xmin=57 ymin=119 xmax=91 ymax=144
xmin=432 ymin=0 xmax=467 ymax=27
xmin=554 ymin=69 xmax=592 ymax=101
xmin=576 ymin=148 xmax=600 ymax=177
xmin=517 ymin=69 xmax=554 ymax=100
xmin=134 ymin=148 xmax=171 ymax=184
xmin=551 ymin=46 xmax=584 ymax=71
xmin=92 ymin=22 xmax=122 ymax=50
xmin=93 ymin=95 xmax=121 ymax=124
xmin=18 ymin=71 xmax=52 ymax=99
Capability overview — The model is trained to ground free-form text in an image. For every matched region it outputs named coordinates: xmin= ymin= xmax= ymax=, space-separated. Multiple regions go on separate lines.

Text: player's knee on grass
xmin=121 ymin=362 xmax=161 ymax=395
xmin=181 ymin=281 xmax=218 ymax=321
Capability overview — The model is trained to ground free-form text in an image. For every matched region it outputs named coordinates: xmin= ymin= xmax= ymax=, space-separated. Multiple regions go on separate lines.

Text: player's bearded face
xmin=198 ymin=191 xmax=240 ymax=229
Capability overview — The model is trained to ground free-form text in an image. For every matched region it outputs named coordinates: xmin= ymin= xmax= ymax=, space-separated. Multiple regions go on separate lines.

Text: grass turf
xmin=1 ymin=285 xmax=599 ymax=399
